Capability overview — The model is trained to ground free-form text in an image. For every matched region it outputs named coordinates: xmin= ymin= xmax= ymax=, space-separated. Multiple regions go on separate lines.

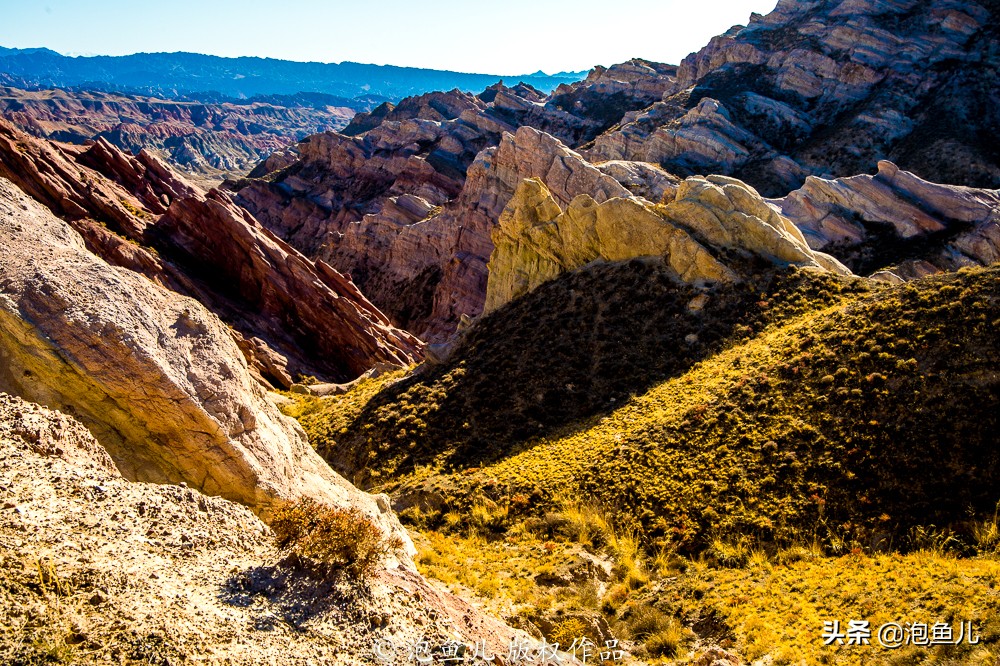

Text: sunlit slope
xmin=295 ymin=264 xmax=1000 ymax=553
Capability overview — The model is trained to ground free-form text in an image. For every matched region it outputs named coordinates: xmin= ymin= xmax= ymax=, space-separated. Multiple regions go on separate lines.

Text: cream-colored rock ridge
xmin=0 ymin=177 xmax=411 ymax=557
xmin=486 ymin=173 xmax=850 ymax=312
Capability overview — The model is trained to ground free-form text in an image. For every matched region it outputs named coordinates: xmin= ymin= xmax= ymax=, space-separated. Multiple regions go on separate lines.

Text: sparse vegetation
xmin=305 ymin=261 xmax=874 ymax=489
xmin=117 ymin=197 xmax=154 ymax=222
xmin=290 ymin=262 xmax=1000 ymax=663
xmin=269 ymin=497 xmax=402 ymax=577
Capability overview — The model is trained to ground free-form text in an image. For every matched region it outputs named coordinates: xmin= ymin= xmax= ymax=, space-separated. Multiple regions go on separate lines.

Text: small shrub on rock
xmin=270 ymin=497 xmax=401 ymax=576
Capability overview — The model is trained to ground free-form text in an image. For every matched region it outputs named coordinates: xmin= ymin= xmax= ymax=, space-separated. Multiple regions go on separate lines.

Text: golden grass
xmin=290 ymin=265 xmax=1000 ymax=662
xmin=660 ymin=551 xmax=1000 ymax=664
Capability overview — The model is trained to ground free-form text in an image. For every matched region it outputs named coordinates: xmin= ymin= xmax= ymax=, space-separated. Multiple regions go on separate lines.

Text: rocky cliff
xmin=0 ymin=119 xmax=421 ymax=387
xmin=485 ymin=174 xmax=849 ymax=313
xmin=235 ymin=118 xmax=676 ymax=341
xmin=231 ymin=0 xmax=1000 ymax=346
xmin=0 ymin=175 xmax=420 ymax=568
xmin=234 ymin=68 xmax=682 ymax=340
xmin=772 ymin=160 xmax=1000 ymax=277
xmin=0 ymin=86 xmax=359 ymax=182
xmin=585 ymin=0 xmax=1000 ymax=196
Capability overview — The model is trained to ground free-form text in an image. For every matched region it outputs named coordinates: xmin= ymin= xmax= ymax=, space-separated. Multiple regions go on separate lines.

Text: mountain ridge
xmin=0 ymin=46 xmax=585 ymax=101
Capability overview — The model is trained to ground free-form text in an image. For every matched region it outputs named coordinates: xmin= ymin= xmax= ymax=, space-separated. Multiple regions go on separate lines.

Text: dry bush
xmin=270 ymin=497 xmax=401 ymax=576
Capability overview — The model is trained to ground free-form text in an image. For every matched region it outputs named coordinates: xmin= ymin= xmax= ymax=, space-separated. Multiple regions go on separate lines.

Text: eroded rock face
xmin=586 ymin=0 xmax=1000 ymax=196
xmin=485 ymin=174 xmax=849 ymax=313
xmin=0 ymin=85 xmax=357 ymax=180
xmin=235 ymin=0 xmax=1000 ymax=341
xmin=157 ymin=191 xmax=423 ymax=383
xmin=0 ymin=390 xmax=526 ymax=663
xmin=0 ymin=391 xmax=116 ymax=474
xmin=234 ymin=109 xmax=484 ymax=261
xmin=235 ymin=75 xmax=684 ymax=341
xmin=544 ymin=59 xmax=678 ymax=144
xmin=0 ymin=119 xmax=420 ymax=386
xmin=0 ymin=178 xmax=411 ymax=555
xmin=363 ymin=126 xmax=635 ymax=340
xmin=238 ymin=121 xmax=639 ymax=341
xmin=773 ymin=160 xmax=1000 ymax=275
xmin=342 ymin=89 xmax=484 ymax=135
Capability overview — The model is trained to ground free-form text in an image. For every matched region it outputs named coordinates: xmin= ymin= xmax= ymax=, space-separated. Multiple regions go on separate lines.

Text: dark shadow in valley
xmin=323 ymin=259 xmax=871 ymax=488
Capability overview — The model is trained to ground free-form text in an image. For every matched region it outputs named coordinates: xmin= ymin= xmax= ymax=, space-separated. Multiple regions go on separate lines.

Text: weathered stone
xmin=586 ymin=0 xmax=1000 ymax=196
xmin=485 ymin=174 xmax=849 ymax=312
xmin=0 ymin=177 xmax=414 ymax=563
xmin=0 ymin=119 xmax=420 ymax=385
xmin=235 ymin=76 xmax=682 ymax=341
xmin=773 ymin=160 xmax=1000 ymax=274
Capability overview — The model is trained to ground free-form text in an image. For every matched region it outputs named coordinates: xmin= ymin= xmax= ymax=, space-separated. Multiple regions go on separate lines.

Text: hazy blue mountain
xmin=0 ymin=47 xmax=584 ymax=101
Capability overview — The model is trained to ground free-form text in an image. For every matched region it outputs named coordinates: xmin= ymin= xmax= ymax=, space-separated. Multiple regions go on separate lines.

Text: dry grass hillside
xmin=285 ymin=262 xmax=1000 ymax=663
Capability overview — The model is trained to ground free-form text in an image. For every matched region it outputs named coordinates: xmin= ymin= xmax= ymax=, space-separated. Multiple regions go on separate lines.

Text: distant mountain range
xmin=0 ymin=47 xmax=586 ymax=102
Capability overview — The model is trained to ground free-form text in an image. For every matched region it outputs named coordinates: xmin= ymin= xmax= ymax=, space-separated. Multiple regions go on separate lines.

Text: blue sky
xmin=0 ymin=1 xmax=778 ymax=75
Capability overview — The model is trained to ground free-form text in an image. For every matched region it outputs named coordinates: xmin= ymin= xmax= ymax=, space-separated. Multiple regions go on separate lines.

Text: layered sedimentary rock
xmin=157 ymin=191 xmax=422 ymax=384
xmin=235 ymin=74 xmax=666 ymax=263
xmin=342 ymin=89 xmax=485 ymax=135
xmin=486 ymin=174 xmax=849 ymax=312
xmin=382 ymin=126 xmax=637 ymax=338
xmin=0 ymin=86 xmax=358 ymax=180
xmin=555 ymin=59 xmax=678 ymax=101
xmin=234 ymin=67 xmax=686 ymax=340
xmin=237 ymin=117 xmax=644 ymax=340
xmin=0 ymin=119 xmax=421 ymax=386
xmin=586 ymin=0 xmax=1000 ymax=196
xmin=0 ymin=178 xmax=411 ymax=557
xmin=773 ymin=160 xmax=1000 ymax=276
xmin=544 ymin=59 xmax=678 ymax=144
xmin=236 ymin=0 xmax=1000 ymax=342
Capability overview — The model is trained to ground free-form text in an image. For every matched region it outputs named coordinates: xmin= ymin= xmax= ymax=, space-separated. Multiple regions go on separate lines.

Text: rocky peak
xmin=232 ymin=56 xmax=698 ymax=339
xmin=342 ymin=88 xmax=484 ymax=136
xmin=485 ymin=173 xmax=849 ymax=313
xmin=588 ymin=0 xmax=1000 ymax=196
xmin=478 ymin=80 xmax=547 ymax=105
xmin=0 ymin=118 xmax=421 ymax=387
xmin=579 ymin=58 xmax=678 ymax=96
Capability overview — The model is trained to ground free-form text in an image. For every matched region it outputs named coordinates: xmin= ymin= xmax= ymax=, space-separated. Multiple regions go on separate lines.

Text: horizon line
xmin=0 ymin=45 xmax=600 ymax=80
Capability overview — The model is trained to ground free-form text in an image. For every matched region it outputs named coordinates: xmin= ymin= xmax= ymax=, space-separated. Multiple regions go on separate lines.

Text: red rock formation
xmin=0 ymin=118 xmax=420 ymax=386
xmin=241 ymin=122 xmax=641 ymax=341
xmin=0 ymin=85 xmax=356 ymax=180
xmin=158 ymin=191 xmax=422 ymax=383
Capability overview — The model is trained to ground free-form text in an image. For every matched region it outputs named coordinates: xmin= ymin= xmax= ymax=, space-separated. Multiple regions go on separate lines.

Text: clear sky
xmin=0 ymin=1 xmax=778 ymax=75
